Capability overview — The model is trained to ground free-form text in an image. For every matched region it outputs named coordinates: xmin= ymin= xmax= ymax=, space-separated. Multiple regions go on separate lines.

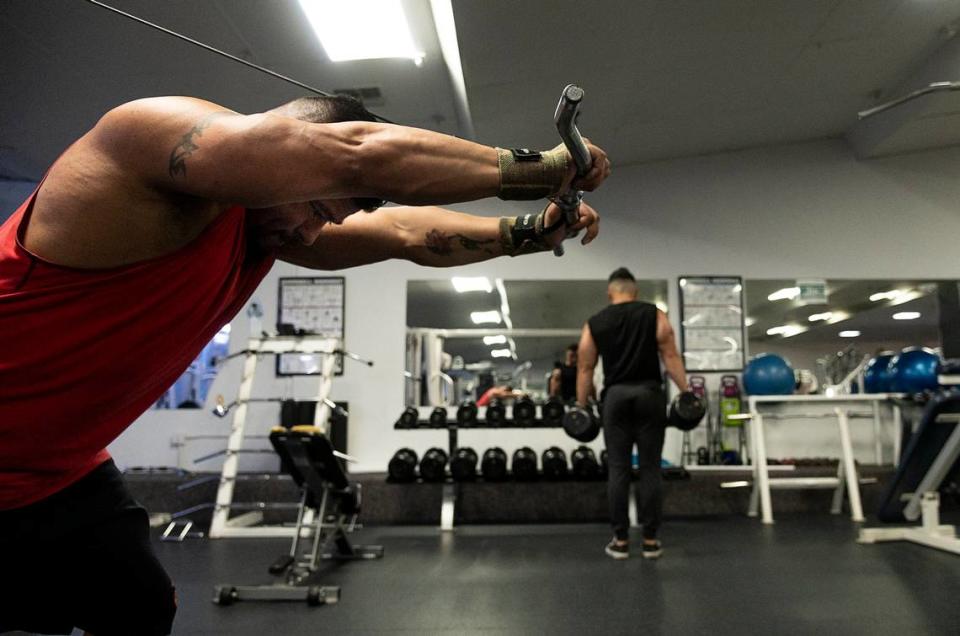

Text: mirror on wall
xmin=406 ymin=278 xmax=669 ymax=405
xmin=744 ymin=279 xmax=948 ymax=388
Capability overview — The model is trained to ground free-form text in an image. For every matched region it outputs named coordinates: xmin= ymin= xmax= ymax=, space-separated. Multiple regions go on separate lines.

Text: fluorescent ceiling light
xmin=298 ymin=0 xmax=424 ymax=63
xmin=766 ymin=325 xmax=806 ymax=338
xmin=808 ymin=312 xmax=833 ymax=322
xmin=470 ymin=311 xmax=501 ymax=325
xmin=490 ymin=349 xmax=513 ymax=358
xmin=483 ymin=335 xmax=507 ymax=345
xmin=893 ymin=311 xmax=921 ymax=320
xmin=839 ymin=330 xmax=861 ymax=338
xmin=452 ymin=277 xmax=492 ymax=293
xmin=891 ymin=291 xmax=923 ymax=306
xmin=870 ymin=289 xmax=917 ymax=303
xmin=768 ymin=287 xmax=801 ymax=301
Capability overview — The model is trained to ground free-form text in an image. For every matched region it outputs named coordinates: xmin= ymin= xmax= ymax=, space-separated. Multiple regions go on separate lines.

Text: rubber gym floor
xmin=106 ymin=515 xmax=960 ymax=634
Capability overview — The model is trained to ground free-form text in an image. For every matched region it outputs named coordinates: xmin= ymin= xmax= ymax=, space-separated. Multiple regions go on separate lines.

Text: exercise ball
xmin=863 ymin=352 xmax=896 ymax=393
xmin=889 ymin=347 xmax=941 ymax=393
xmin=743 ymin=353 xmax=795 ymax=395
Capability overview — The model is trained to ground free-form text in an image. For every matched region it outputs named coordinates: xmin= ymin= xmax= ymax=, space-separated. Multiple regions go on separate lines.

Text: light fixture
xmin=470 ymin=311 xmax=501 ymax=325
xmin=744 ymin=317 xmax=757 ymax=327
xmin=870 ymin=289 xmax=914 ymax=303
xmin=893 ymin=311 xmax=921 ymax=320
xmin=490 ymin=349 xmax=513 ymax=358
xmin=839 ymin=330 xmax=861 ymax=338
xmin=808 ymin=312 xmax=833 ymax=322
xmin=766 ymin=325 xmax=806 ymax=338
xmin=483 ymin=335 xmax=507 ymax=345
xmin=768 ymin=287 xmax=801 ymax=301
xmin=451 ymin=277 xmax=492 ymax=293
xmin=297 ymin=0 xmax=424 ymax=64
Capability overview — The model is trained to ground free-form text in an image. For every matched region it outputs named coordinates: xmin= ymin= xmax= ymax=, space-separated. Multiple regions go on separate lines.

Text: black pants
xmin=0 ymin=460 xmax=176 ymax=635
xmin=602 ymin=382 xmax=667 ymax=541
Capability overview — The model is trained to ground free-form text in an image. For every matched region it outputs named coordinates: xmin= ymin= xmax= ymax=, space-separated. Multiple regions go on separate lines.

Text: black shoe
xmin=641 ymin=540 xmax=663 ymax=560
xmin=605 ymin=539 xmax=629 ymax=560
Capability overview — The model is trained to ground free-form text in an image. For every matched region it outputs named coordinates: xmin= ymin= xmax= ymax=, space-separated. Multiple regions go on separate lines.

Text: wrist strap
xmin=498 ymin=206 xmax=553 ymax=256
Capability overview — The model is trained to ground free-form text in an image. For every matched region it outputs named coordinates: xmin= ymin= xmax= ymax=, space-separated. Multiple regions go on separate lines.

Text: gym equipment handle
xmin=552 ymin=84 xmax=592 ymax=257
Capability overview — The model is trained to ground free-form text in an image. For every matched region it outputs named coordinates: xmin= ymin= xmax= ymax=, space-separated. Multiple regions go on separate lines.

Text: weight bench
xmin=858 ymin=390 xmax=960 ymax=555
xmin=213 ymin=426 xmax=383 ymax=606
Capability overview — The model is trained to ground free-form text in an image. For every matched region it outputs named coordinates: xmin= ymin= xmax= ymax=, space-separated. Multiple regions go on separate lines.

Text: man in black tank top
xmin=577 ymin=268 xmax=688 ymax=560
xmin=549 ymin=343 xmax=578 ymax=402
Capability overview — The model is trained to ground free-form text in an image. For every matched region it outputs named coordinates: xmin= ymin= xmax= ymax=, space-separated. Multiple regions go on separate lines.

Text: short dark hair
xmin=270 ymin=95 xmax=384 ymax=212
xmin=608 ymin=267 xmax=635 ymax=283
xmin=566 ymin=343 xmax=578 ymax=354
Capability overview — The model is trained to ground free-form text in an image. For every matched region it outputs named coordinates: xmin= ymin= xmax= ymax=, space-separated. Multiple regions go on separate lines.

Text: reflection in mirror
xmin=744 ymin=279 xmax=947 ymax=390
xmin=406 ymin=278 xmax=669 ymax=405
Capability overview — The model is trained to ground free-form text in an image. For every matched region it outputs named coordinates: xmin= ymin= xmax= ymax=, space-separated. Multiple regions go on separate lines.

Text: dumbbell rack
xmin=394 ymin=404 xmax=565 ymax=531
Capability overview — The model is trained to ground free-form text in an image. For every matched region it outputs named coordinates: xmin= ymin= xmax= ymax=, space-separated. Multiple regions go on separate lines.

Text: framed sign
xmin=276 ymin=277 xmax=345 ymax=376
xmin=678 ymin=275 xmax=745 ymax=371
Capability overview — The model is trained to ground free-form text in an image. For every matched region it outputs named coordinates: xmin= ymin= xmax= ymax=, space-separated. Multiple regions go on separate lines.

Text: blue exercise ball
xmin=743 ymin=353 xmax=795 ymax=395
xmin=889 ymin=347 xmax=941 ymax=393
xmin=863 ymin=352 xmax=896 ymax=393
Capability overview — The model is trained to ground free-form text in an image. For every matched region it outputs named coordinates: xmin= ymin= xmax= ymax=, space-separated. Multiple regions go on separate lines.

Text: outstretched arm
xmin=90 ymin=96 xmax=609 ymax=208
xmin=277 ymin=201 xmax=600 ymax=269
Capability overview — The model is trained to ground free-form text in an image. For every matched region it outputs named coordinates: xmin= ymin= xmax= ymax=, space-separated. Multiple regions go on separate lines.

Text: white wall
xmin=109 ymin=137 xmax=960 ymax=471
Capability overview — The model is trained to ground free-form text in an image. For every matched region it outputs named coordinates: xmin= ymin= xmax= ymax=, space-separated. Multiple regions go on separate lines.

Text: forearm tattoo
xmin=168 ymin=111 xmax=235 ymax=178
xmin=424 ymin=229 xmax=497 ymax=257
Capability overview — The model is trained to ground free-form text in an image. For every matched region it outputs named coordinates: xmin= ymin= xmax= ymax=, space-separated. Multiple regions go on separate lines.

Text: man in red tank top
xmin=0 ymin=94 xmax=609 ymax=635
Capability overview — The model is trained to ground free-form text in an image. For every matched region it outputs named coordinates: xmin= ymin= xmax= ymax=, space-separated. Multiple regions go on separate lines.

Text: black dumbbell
xmin=398 ymin=407 xmax=419 ymax=429
xmin=542 ymin=397 xmax=566 ymax=426
xmin=513 ymin=396 xmax=537 ymax=427
xmin=485 ymin=398 xmax=506 ymax=427
xmin=563 ymin=402 xmax=600 ymax=442
xmin=419 ymin=447 xmax=448 ymax=482
xmin=541 ymin=447 xmax=569 ymax=480
xmin=571 ymin=445 xmax=600 ymax=480
xmin=668 ymin=391 xmax=706 ymax=431
xmin=456 ymin=400 xmax=478 ymax=427
xmin=387 ymin=448 xmax=418 ymax=483
xmin=450 ymin=447 xmax=479 ymax=482
xmin=429 ymin=406 xmax=448 ymax=428
xmin=481 ymin=447 xmax=508 ymax=482
xmin=511 ymin=447 xmax=538 ymax=481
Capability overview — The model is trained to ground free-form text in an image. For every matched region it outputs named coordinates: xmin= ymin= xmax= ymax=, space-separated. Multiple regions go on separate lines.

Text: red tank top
xmin=0 ymin=189 xmax=274 ymax=509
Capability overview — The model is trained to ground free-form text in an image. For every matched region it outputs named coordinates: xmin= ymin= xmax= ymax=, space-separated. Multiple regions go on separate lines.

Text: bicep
xmin=577 ymin=324 xmax=598 ymax=370
xmin=656 ymin=310 xmax=679 ymax=356
xmin=90 ymin=97 xmax=357 ymax=207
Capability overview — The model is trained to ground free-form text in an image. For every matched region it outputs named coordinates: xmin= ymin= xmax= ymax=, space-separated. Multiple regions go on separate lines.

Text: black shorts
xmin=0 ymin=460 xmax=176 ymax=635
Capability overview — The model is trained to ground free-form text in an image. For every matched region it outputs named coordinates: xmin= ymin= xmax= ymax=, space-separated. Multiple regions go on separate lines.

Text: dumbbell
xmin=571 ymin=446 xmax=600 ymax=480
xmin=397 ymin=407 xmax=419 ymax=429
xmin=387 ymin=448 xmax=418 ymax=483
xmin=511 ymin=447 xmax=538 ymax=481
xmin=429 ymin=406 xmax=449 ymax=428
xmin=562 ymin=402 xmax=600 ymax=442
xmin=668 ymin=391 xmax=706 ymax=431
xmin=450 ymin=447 xmax=479 ymax=482
xmin=456 ymin=400 xmax=478 ymax=427
xmin=541 ymin=447 xmax=569 ymax=480
xmin=481 ymin=447 xmax=508 ymax=482
xmin=419 ymin=447 xmax=449 ymax=482
xmin=513 ymin=396 xmax=537 ymax=427
xmin=542 ymin=397 xmax=566 ymax=427
xmin=485 ymin=398 xmax=506 ymax=427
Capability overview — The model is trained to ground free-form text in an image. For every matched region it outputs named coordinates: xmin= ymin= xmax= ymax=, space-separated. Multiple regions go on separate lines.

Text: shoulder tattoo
xmin=168 ymin=111 xmax=235 ymax=178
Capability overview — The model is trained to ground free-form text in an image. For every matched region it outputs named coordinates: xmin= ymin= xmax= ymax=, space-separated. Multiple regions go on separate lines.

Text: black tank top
xmin=587 ymin=301 xmax=662 ymax=388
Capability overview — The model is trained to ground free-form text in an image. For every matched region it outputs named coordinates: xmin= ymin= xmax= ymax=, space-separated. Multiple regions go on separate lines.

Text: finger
xmin=581 ymin=215 xmax=600 ymax=244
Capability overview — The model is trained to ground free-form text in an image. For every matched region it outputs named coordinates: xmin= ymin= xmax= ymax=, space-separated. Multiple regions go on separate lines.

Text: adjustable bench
xmin=213 ymin=426 xmax=383 ymax=606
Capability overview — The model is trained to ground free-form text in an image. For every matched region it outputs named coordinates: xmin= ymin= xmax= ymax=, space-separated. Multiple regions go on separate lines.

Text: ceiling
xmin=4 ymin=0 xmax=960 ymax=182
xmin=744 ymin=278 xmax=944 ymax=346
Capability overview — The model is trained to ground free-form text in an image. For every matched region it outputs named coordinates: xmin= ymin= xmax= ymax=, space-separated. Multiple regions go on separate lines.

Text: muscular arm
xmin=548 ymin=368 xmax=562 ymax=397
xmin=576 ymin=323 xmax=599 ymax=406
xmin=91 ymin=96 xmax=503 ymax=208
xmin=277 ymin=201 xmax=600 ymax=269
xmin=657 ymin=310 xmax=688 ymax=392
